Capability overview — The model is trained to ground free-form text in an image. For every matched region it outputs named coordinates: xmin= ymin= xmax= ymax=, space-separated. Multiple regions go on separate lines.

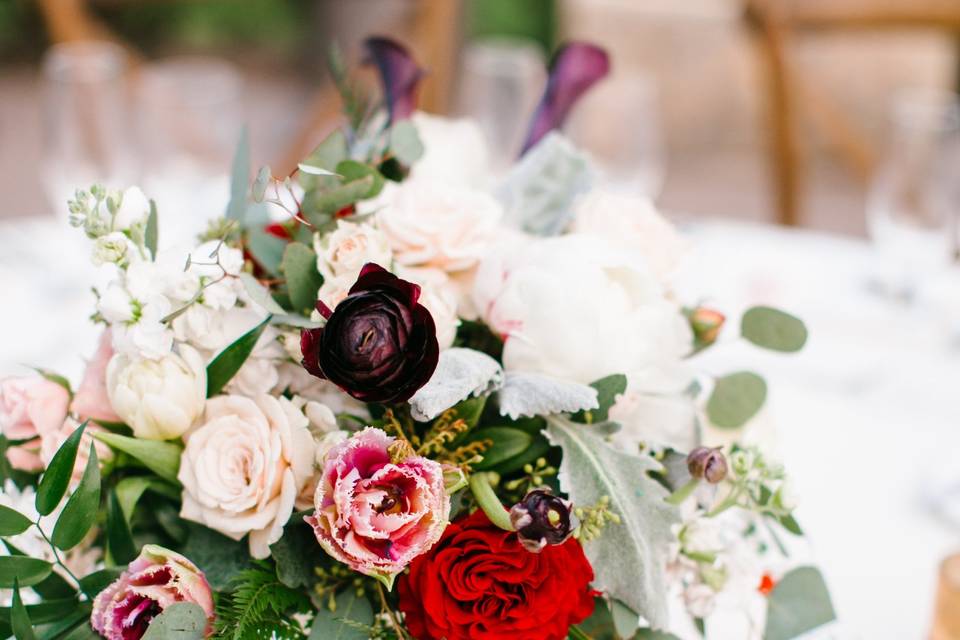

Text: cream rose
xmin=396 ymin=266 xmax=460 ymax=349
xmin=314 ymin=220 xmax=392 ymax=282
xmin=375 ymin=179 xmax=502 ymax=273
xmin=106 ymin=345 xmax=206 ymax=440
xmin=178 ymin=395 xmax=315 ymax=559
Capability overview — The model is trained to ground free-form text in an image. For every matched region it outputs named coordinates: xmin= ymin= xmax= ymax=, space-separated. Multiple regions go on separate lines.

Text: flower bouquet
xmin=0 ymin=38 xmax=836 ymax=639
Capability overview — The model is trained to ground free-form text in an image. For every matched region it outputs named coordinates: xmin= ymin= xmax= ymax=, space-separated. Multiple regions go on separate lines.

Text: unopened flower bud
xmin=687 ymin=447 xmax=728 ymax=484
xmin=688 ymin=307 xmax=725 ymax=347
xmin=509 ymin=489 xmax=576 ymax=553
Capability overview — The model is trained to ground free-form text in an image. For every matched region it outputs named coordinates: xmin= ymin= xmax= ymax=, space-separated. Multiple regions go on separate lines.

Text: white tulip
xmin=106 ymin=345 xmax=206 ymax=440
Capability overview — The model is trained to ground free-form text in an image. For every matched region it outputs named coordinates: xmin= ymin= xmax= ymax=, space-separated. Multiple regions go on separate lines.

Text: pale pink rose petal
xmin=0 ymin=376 xmax=70 ymax=441
xmin=71 ymin=330 xmax=122 ymax=424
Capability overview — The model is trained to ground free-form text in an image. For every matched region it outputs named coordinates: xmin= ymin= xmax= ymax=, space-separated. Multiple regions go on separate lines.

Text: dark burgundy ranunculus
xmin=300 ymin=263 xmax=439 ymax=403
xmin=398 ymin=509 xmax=597 ymax=640
xmin=509 ymin=489 xmax=577 ymax=553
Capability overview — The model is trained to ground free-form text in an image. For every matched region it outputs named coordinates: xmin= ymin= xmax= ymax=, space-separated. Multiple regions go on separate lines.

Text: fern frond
xmin=214 ymin=563 xmax=310 ymax=640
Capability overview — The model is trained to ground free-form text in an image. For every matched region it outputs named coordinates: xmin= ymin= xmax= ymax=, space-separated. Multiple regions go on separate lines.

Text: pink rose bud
xmin=91 ymin=545 xmax=215 ymax=639
xmin=0 ymin=376 xmax=70 ymax=472
xmin=306 ymin=427 xmax=450 ymax=588
xmin=71 ymin=330 xmax=122 ymax=424
xmin=688 ymin=307 xmax=725 ymax=348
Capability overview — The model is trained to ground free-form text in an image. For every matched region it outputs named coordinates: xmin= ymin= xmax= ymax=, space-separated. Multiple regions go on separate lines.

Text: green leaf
xmin=335 ymin=160 xmax=385 ymax=199
xmin=92 ymin=433 xmax=182 ymax=484
xmin=51 ymin=444 xmax=100 ymax=550
xmin=206 ymin=315 xmax=272 ymax=397
xmin=777 ymin=513 xmax=804 ymax=536
xmin=114 ymin=476 xmax=152 ymax=521
xmin=389 ymin=120 xmax=424 ymax=165
xmin=466 ymin=427 xmax=532 ymax=471
xmin=452 ymin=395 xmax=487 ymax=429
xmin=706 ymin=372 xmax=767 ymax=429
xmin=35 ymin=420 xmax=87 ymax=516
xmin=610 ymin=600 xmax=639 ymax=639
xmin=764 ymin=566 xmax=836 ymax=640
xmin=79 ymin=569 xmax=122 ymax=598
xmin=57 ymin=619 xmax=99 ymax=640
xmin=145 ymin=199 xmax=159 ymax=259
xmin=31 ymin=607 xmax=91 ymax=640
xmin=246 ymin=227 xmax=287 ymax=276
xmin=107 ymin=489 xmax=137 ymax=565
xmin=573 ymin=374 xmax=628 ymax=424
xmin=308 ymin=590 xmax=374 ymax=640
xmin=181 ymin=523 xmax=253 ymax=591
xmin=0 ymin=504 xmax=32 ymax=536
xmin=545 ymin=416 xmax=680 ymax=629
xmin=306 ymin=175 xmax=375 ymax=221
xmin=270 ymin=521 xmax=318 ymax=589
xmin=741 ymin=306 xmax=807 ymax=352
xmin=11 ymin=579 xmax=37 ymax=640
xmin=0 ymin=556 xmax=53 ymax=588
xmin=238 ymin=273 xmax=287 ymax=315
xmin=633 ymin=630 xmax=682 ymax=639
xmin=141 ymin=602 xmax=207 ymax=640
xmin=225 ymin=127 xmax=250 ymax=221
xmin=252 ymin=166 xmax=271 ymax=202
xmin=0 ymin=597 xmax=80 ymax=626
xmin=281 ymin=242 xmax=324 ymax=315
xmin=301 ymin=129 xmax=348 ymax=175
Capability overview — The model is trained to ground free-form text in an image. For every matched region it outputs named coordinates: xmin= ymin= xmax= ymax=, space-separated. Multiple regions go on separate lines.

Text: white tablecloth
xmin=2 ymin=215 xmax=957 ymax=638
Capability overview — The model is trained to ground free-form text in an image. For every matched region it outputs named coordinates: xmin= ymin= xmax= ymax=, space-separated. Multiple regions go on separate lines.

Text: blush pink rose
xmin=71 ymin=330 xmax=121 ymax=424
xmin=91 ymin=544 xmax=215 ymax=639
xmin=0 ymin=376 xmax=70 ymax=471
xmin=306 ymin=426 xmax=449 ymax=586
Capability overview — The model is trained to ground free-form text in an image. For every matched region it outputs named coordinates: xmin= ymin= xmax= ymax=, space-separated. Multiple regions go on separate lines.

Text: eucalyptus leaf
xmin=246 ymin=227 xmax=286 ymax=276
xmin=408 ymin=348 xmax=503 ymax=421
xmin=572 ymin=374 xmax=628 ymax=424
xmin=145 ymin=199 xmax=159 ymax=259
xmin=141 ymin=602 xmax=207 ymax=640
xmin=281 ymin=242 xmax=323 ymax=315
xmin=93 ymin=433 xmax=182 ymax=484
xmin=706 ymin=372 xmax=767 ymax=429
xmin=35 ymin=420 xmax=86 ymax=516
xmin=252 ymin=166 xmax=272 ymax=202
xmin=206 ymin=315 xmax=272 ymax=397
xmin=305 ymin=176 xmax=375 ymax=222
xmin=741 ymin=306 xmax=808 ymax=352
xmin=107 ymin=490 xmax=137 ymax=565
xmin=301 ymin=129 xmax=348 ymax=175
xmin=498 ymin=372 xmax=598 ymax=420
xmin=51 ymin=444 xmax=100 ymax=550
xmin=0 ymin=504 xmax=32 ymax=536
xmin=298 ymin=163 xmax=338 ymax=176
xmin=465 ymin=427 xmax=532 ymax=471
xmin=544 ymin=416 xmax=680 ymax=629
xmin=0 ymin=556 xmax=53 ymax=588
xmin=309 ymin=589 xmax=374 ymax=640
xmin=764 ymin=566 xmax=836 ymax=640
xmin=225 ymin=127 xmax=250 ymax=222
xmin=238 ymin=273 xmax=287 ymax=315
xmin=335 ymin=160 xmax=385 ymax=199
xmin=11 ymin=579 xmax=37 ymax=640
xmin=389 ymin=120 xmax=424 ymax=165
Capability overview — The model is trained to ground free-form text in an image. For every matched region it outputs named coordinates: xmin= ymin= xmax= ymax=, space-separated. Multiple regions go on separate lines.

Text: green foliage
xmin=181 ymin=523 xmax=253 ymax=591
xmin=141 ymin=602 xmax=207 ymax=640
xmin=0 ymin=504 xmax=32 ymax=536
xmin=465 ymin=427 xmax=532 ymax=470
xmin=270 ymin=521 xmax=319 ymax=589
xmin=145 ymin=199 xmax=159 ymax=259
xmin=10 ymin=579 xmax=37 ymax=640
xmin=741 ymin=306 xmax=808 ymax=353
xmin=246 ymin=227 xmax=287 ymax=276
xmin=35 ymin=420 xmax=86 ymax=516
xmin=107 ymin=489 xmax=137 ymax=565
xmin=764 ymin=566 xmax=836 ymax=640
xmin=309 ymin=590 xmax=374 ymax=640
xmin=206 ymin=315 xmax=272 ymax=397
xmin=79 ymin=569 xmax=122 ymax=598
xmin=214 ymin=564 xmax=310 ymax=640
xmin=281 ymin=242 xmax=324 ymax=315
xmin=93 ymin=433 xmax=182 ymax=484
xmin=706 ymin=371 xmax=767 ymax=429
xmin=388 ymin=121 xmax=424 ymax=165
xmin=0 ymin=556 xmax=53 ymax=588
xmin=572 ymin=374 xmax=628 ymax=424
xmin=226 ymin=127 xmax=250 ymax=222
xmin=51 ymin=444 xmax=100 ymax=551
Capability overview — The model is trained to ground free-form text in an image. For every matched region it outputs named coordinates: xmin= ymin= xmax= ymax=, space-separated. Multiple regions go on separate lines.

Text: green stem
xmin=665 ymin=478 xmax=700 ymax=505
xmin=33 ymin=520 xmax=88 ymax=600
xmin=468 ymin=473 xmax=514 ymax=532
xmin=706 ymin=487 xmax=742 ymax=518
xmin=568 ymin=625 xmax=593 ymax=640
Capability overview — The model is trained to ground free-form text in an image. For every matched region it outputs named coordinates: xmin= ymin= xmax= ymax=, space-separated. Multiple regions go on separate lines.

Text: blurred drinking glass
xmin=138 ymin=56 xmax=243 ymax=246
xmin=866 ymin=89 xmax=960 ymax=301
xmin=457 ymin=38 xmax=546 ymax=172
xmin=42 ymin=41 xmax=136 ymax=219
xmin=567 ymin=71 xmax=665 ymax=199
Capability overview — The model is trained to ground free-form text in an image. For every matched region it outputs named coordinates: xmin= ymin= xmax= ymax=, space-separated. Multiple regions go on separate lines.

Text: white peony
xmin=569 ymin=190 xmax=688 ymax=282
xmin=410 ymin=112 xmax=492 ymax=188
xmin=374 ymin=178 xmax=502 ymax=273
xmin=178 ymin=394 xmax=315 ymax=559
xmin=106 ymin=345 xmax=206 ymax=440
xmin=313 ymin=220 xmax=392 ymax=282
xmin=474 ymin=233 xmax=692 ymax=386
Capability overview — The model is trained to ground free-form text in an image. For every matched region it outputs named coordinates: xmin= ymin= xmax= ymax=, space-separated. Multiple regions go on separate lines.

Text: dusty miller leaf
xmin=498 ymin=372 xmax=598 ymax=420
xmin=545 ymin=416 xmax=680 ymax=629
xmin=408 ymin=348 xmax=503 ymax=421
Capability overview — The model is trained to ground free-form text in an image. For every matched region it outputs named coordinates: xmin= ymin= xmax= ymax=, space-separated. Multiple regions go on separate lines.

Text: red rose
xmin=397 ymin=509 xmax=596 ymax=640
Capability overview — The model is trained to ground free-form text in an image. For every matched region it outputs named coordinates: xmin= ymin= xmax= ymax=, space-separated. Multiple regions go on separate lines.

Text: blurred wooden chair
xmin=744 ymin=0 xmax=960 ymax=226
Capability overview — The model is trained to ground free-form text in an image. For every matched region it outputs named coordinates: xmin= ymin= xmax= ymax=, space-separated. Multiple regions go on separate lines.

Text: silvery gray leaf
xmin=496 ymin=132 xmax=594 ymax=236
xmin=409 ymin=348 xmax=503 ymax=421
xmin=545 ymin=416 xmax=680 ymax=629
xmin=498 ymin=372 xmax=598 ymax=419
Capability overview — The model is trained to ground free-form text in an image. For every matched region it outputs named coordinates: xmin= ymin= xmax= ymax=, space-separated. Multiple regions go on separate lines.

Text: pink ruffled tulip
xmin=71 ymin=330 xmax=122 ymax=424
xmin=0 ymin=376 xmax=70 ymax=471
xmin=91 ymin=545 xmax=215 ymax=639
xmin=306 ymin=427 xmax=449 ymax=587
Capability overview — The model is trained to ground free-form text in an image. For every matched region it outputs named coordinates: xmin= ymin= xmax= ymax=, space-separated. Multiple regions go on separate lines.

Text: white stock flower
xmin=106 ymin=345 xmax=206 ymax=440
xmin=92 ymin=232 xmax=137 ymax=267
xmin=178 ymin=394 xmax=316 ymax=559
xmin=113 ymin=186 xmax=151 ymax=230
xmin=98 ymin=283 xmax=137 ymax=324
xmin=109 ymin=296 xmax=174 ymax=360
xmin=314 ymin=220 xmax=393 ymax=281
xmin=274 ymin=363 xmax=370 ymax=419
xmin=375 ymin=178 xmax=502 ymax=273
xmin=410 ymin=112 xmax=492 ymax=188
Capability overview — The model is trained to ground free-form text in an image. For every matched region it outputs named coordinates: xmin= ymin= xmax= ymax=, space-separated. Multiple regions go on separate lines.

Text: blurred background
xmin=3 ymin=1 xmax=960 ymax=638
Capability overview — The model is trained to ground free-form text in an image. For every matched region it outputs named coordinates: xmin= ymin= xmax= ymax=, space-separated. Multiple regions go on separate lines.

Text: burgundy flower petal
xmin=520 ymin=42 xmax=611 ymax=155
xmin=364 ymin=37 xmax=424 ymax=122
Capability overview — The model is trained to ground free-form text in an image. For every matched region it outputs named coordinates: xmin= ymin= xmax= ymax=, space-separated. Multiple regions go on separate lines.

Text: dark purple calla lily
xmin=520 ymin=42 xmax=611 ymax=155
xmin=364 ymin=36 xmax=424 ymax=123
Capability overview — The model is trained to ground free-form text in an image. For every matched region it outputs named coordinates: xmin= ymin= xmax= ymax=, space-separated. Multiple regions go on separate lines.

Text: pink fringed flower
xmin=91 ymin=545 xmax=215 ymax=639
xmin=306 ymin=427 xmax=449 ymax=587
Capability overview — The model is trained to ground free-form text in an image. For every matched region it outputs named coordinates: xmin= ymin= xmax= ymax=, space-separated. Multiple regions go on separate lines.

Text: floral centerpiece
xmin=0 ymin=38 xmax=835 ymax=640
